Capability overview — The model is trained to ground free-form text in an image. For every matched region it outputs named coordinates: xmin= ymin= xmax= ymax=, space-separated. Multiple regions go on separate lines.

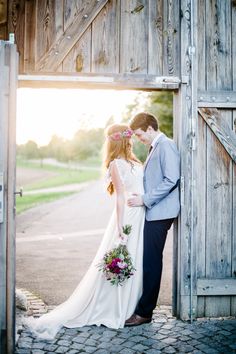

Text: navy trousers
xmin=135 ymin=218 xmax=174 ymax=318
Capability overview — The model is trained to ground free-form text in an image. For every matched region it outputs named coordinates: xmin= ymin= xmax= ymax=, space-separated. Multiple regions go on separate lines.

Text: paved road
xmin=16 ymin=179 xmax=173 ymax=306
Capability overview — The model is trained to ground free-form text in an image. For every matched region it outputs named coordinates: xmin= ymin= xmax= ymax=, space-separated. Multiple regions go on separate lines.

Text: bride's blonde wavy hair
xmin=103 ymin=124 xmax=140 ymax=195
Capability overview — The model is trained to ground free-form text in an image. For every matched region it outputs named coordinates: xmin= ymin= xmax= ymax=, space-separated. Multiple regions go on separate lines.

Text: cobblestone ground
xmin=16 ymin=303 xmax=236 ymax=354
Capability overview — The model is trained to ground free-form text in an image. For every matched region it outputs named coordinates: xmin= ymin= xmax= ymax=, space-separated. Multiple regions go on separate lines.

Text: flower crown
xmin=108 ymin=129 xmax=133 ymax=141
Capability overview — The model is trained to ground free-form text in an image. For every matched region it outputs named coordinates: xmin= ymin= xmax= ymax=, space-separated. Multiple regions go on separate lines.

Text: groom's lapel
xmin=144 ymin=145 xmax=156 ymax=170
xmin=144 ymin=134 xmax=165 ymax=171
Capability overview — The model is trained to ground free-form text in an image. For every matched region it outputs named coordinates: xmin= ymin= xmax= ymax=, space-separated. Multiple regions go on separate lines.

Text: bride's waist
xmin=125 ymin=191 xmax=144 ymax=198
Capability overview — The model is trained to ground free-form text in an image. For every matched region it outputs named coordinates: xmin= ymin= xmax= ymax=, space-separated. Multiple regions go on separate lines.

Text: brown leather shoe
xmin=125 ymin=314 xmax=152 ymax=326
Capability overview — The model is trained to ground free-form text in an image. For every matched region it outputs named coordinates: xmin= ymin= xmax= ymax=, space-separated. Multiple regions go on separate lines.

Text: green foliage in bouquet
xmin=122 ymin=224 xmax=132 ymax=235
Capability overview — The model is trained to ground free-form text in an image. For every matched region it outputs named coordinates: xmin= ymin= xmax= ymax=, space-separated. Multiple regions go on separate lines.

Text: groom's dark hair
xmin=129 ymin=112 xmax=159 ymax=132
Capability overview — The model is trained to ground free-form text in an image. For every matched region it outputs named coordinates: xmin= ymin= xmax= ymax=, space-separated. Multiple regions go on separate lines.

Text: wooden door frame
xmin=2 ymin=60 xmax=195 ymax=352
xmin=0 ymin=41 xmax=18 ymax=354
xmin=17 ymin=74 xmax=184 ymax=311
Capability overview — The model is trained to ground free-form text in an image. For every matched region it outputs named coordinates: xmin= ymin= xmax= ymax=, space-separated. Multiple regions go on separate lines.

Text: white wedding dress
xmin=24 ymin=159 xmax=145 ymax=340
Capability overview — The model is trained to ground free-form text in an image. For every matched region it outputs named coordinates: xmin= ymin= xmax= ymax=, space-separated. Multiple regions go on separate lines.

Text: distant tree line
xmin=17 ymin=92 xmax=173 ymax=163
xmin=17 ymin=128 xmax=104 ymax=162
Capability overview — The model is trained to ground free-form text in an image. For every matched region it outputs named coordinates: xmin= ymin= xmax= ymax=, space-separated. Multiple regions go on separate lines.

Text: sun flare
xmin=17 ymin=88 xmax=148 ymax=146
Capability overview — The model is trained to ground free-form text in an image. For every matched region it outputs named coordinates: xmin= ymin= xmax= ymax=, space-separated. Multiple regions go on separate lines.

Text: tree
xmin=47 ymin=135 xmax=66 ymax=161
xmin=145 ymin=91 xmax=173 ymax=137
xmin=22 ymin=140 xmax=39 ymax=159
xmin=71 ymin=128 xmax=104 ymax=161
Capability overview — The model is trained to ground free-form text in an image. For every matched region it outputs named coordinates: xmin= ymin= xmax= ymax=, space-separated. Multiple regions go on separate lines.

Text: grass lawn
xmin=16 ymin=192 xmax=75 ymax=214
xmin=25 ymin=169 xmax=100 ymax=190
xmin=16 ymin=159 xmax=102 ymax=213
xmin=17 ymin=159 xmax=101 ymax=191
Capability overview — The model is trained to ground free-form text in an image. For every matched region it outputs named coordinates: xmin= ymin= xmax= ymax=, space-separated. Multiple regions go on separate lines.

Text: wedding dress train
xmin=24 ymin=159 xmax=145 ymax=340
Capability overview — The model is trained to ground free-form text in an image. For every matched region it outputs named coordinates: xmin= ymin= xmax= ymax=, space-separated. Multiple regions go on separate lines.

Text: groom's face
xmin=133 ymin=127 xmax=153 ymax=145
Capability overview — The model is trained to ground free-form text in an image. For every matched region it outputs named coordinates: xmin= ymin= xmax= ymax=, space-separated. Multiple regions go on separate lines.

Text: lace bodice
xmin=108 ymin=158 xmax=144 ymax=196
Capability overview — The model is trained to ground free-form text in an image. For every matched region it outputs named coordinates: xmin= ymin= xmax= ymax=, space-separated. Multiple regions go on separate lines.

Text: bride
xmin=24 ymin=124 xmax=145 ymax=340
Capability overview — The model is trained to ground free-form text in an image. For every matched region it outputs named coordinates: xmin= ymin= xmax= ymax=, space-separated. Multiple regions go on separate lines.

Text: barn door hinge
xmin=0 ymin=172 xmax=4 ymax=223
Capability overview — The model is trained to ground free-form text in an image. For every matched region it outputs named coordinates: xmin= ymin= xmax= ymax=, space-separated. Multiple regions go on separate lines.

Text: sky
xmin=16 ymin=88 xmax=148 ymax=146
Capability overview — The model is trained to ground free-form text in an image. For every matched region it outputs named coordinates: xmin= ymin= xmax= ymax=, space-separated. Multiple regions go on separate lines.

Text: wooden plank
xmin=0 ymin=0 xmax=7 ymax=24
xmin=198 ymin=108 xmax=236 ymax=163
xmin=231 ymin=109 xmax=236 ymax=316
xmin=198 ymin=91 xmax=236 ymax=108
xmin=0 ymin=42 xmax=9 ymax=354
xmin=197 ymin=278 xmax=236 ymax=296
xmin=177 ymin=0 xmax=192 ymax=320
xmin=120 ymin=0 xmax=148 ymax=74
xmin=172 ymin=91 xmax=181 ymax=316
xmin=91 ymin=0 xmax=119 ymax=73
xmin=0 ymin=25 xmax=7 ymax=40
xmin=64 ymin=0 xmax=84 ymax=31
xmin=197 ymin=0 xmax=206 ymax=90
xmin=18 ymin=73 xmax=180 ymax=89
xmin=6 ymin=43 xmax=17 ymax=354
xmin=24 ymin=0 xmax=36 ymax=72
xmin=163 ymin=0 xmax=180 ymax=76
xmin=205 ymin=109 xmax=233 ymax=317
xmin=8 ymin=0 xmax=25 ymax=73
xmin=206 ymin=0 xmax=232 ymax=90
xmin=233 ymin=1 xmax=236 ymax=90
xmin=197 ymin=297 xmax=205 ymax=317
xmin=54 ymin=0 xmax=64 ymax=40
xmin=36 ymin=0 xmax=109 ymax=72
xmin=172 ymin=219 xmax=178 ymax=316
xmin=195 ymin=111 xmax=207 ymax=317
xmin=173 ymin=84 xmax=192 ymax=319
xmin=63 ymin=26 xmax=91 ymax=73
xmin=36 ymin=0 xmax=63 ymax=64
xmin=176 ymin=0 xmax=199 ymax=320
xmin=148 ymin=0 xmax=163 ymax=75
xmin=198 ymin=102 xmax=236 ymax=109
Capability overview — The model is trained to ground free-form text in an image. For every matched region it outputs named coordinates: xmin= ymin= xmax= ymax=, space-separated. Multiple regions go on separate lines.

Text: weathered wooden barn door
xmin=196 ymin=107 xmax=236 ymax=317
xmin=174 ymin=0 xmax=236 ymax=320
xmin=173 ymin=0 xmax=236 ymax=320
xmin=194 ymin=0 xmax=236 ymax=318
xmin=0 ymin=41 xmax=18 ymax=354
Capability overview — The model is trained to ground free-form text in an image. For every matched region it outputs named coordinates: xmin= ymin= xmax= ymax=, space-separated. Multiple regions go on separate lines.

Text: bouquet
xmin=97 ymin=225 xmax=136 ymax=286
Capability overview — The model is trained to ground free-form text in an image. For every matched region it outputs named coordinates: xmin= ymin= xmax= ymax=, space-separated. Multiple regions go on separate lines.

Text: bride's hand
xmin=119 ymin=232 xmax=128 ymax=245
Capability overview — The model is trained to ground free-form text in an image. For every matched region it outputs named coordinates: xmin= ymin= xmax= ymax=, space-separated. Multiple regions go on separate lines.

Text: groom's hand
xmin=127 ymin=194 xmax=144 ymax=207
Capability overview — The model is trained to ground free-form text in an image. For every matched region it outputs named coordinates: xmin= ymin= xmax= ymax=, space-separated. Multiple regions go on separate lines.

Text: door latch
xmin=14 ymin=187 xmax=23 ymax=197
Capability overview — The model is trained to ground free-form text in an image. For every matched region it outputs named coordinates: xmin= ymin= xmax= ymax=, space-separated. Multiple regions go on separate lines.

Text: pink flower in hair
xmin=112 ymin=132 xmax=122 ymax=141
xmin=108 ymin=129 xmax=133 ymax=141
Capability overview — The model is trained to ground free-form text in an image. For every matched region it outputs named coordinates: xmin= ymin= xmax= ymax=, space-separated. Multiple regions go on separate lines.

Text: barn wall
xmin=1 ymin=0 xmax=181 ymax=76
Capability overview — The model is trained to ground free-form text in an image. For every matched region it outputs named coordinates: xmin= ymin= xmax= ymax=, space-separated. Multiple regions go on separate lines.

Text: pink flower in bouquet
xmin=117 ymin=261 xmax=128 ymax=269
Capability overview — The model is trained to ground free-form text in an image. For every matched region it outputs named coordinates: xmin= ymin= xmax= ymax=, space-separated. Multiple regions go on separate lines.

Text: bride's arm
xmin=110 ymin=161 xmax=125 ymax=237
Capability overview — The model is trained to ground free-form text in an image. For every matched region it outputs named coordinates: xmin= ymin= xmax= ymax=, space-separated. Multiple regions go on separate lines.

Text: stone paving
xmin=16 ymin=296 xmax=236 ymax=354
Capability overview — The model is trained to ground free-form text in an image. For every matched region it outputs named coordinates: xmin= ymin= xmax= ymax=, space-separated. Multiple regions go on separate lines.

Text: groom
xmin=126 ymin=112 xmax=180 ymax=326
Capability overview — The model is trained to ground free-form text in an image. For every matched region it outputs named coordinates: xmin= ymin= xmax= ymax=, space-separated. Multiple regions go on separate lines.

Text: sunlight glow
xmin=17 ymin=89 xmax=148 ymax=146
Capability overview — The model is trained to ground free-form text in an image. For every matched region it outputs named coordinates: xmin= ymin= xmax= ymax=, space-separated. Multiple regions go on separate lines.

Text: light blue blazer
xmin=142 ymin=134 xmax=180 ymax=221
